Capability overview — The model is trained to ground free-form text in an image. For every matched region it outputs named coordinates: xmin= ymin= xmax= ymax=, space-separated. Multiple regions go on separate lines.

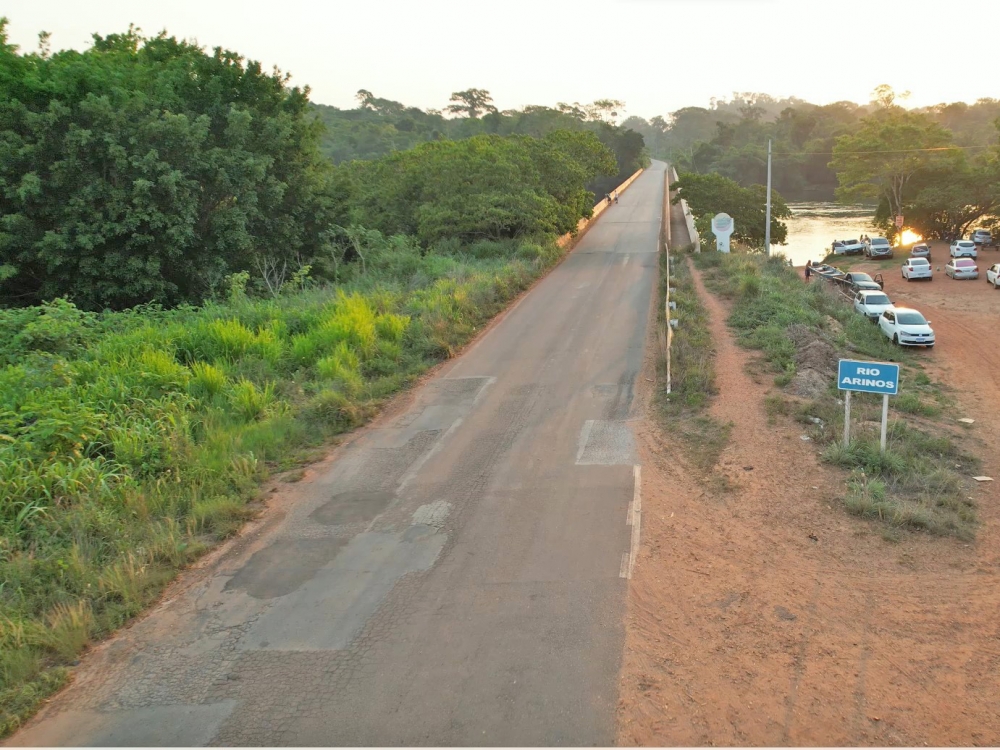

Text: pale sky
xmin=4 ymin=0 xmax=994 ymax=119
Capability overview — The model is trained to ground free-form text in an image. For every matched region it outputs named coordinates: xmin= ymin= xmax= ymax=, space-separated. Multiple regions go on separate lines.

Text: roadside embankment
xmin=618 ymin=248 xmax=1000 ymax=747
xmin=694 ymin=252 xmax=978 ymax=538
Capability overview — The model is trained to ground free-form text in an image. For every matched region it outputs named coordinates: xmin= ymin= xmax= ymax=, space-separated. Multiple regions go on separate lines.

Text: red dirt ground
xmin=617 ymin=247 xmax=1000 ymax=746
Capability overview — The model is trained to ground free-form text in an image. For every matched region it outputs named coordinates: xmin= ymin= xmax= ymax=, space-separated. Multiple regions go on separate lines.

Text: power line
xmin=772 ymin=144 xmax=994 ymax=156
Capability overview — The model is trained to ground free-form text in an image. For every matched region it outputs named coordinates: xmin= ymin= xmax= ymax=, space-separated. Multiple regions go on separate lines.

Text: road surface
xmin=12 ymin=162 xmax=665 ymax=747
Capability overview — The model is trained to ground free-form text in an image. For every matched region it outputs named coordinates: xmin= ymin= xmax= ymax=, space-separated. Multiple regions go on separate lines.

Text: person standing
xmin=613 ymin=191 xmax=619 ymax=204
xmin=804 ymin=261 xmax=812 ymax=282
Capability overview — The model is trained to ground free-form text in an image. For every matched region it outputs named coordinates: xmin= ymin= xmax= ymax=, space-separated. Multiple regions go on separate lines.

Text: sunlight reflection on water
xmin=771 ymin=202 xmax=878 ymax=266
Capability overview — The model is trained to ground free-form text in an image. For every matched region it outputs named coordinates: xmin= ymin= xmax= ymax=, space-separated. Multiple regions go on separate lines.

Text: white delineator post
xmin=764 ymin=138 xmax=772 ymax=256
xmin=880 ymin=394 xmax=889 ymax=453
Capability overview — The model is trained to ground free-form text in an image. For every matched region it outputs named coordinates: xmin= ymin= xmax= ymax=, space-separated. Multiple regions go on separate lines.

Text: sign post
xmin=837 ymin=359 xmax=900 ymax=452
xmin=711 ymin=213 xmax=734 ymax=253
xmin=895 ymin=215 xmax=904 ymax=229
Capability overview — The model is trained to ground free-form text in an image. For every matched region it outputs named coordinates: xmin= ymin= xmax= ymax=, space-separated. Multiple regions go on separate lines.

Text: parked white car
xmin=878 ymin=307 xmax=935 ymax=348
xmin=945 ymin=258 xmax=979 ymax=279
xmin=853 ymin=290 xmax=894 ymax=321
xmin=987 ymin=263 xmax=1000 ymax=288
xmin=901 ymin=257 xmax=933 ymax=281
xmin=950 ymin=240 xmax=978 ymax=258
xmin=832 ymin=238 xmax=864 ymax=255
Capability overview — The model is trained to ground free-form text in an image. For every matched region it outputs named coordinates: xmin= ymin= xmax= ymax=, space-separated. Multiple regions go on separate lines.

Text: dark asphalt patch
xmin=310 ymin=489 xmax=395 ymax=526
xmin=224 ymin=538 xmax=348 ymax=599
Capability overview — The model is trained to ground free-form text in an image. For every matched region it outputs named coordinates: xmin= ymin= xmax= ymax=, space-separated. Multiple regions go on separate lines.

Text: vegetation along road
xmin=10 ymin=163 xmax=665 ymax=746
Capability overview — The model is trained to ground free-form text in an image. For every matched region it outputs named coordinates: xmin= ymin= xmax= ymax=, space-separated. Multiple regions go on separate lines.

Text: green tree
xmin=0 ymin=22 xmax=337 ymax=309
xmin=671 ymin=172 xmax=790 ymax=249
xmin=829 ymin=94 xmax=955 ymax=222
xmin=906 ymin=158 xmax=1000 ymax=239
xmin=343 ymin=131 xmax=616 ymax=244
xmin=446 ymin=89 xmax=498 ymax=119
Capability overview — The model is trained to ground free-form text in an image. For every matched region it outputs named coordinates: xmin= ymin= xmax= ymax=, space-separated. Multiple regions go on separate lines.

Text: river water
xmin=774 ymin=202 xmax=878 ymax=267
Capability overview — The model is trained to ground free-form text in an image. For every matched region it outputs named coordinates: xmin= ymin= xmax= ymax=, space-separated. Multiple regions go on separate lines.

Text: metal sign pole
xmin=880 ymin=394 xmax=889 ymax=453
xmin=843 ymin=391 xmax=851 ymax=448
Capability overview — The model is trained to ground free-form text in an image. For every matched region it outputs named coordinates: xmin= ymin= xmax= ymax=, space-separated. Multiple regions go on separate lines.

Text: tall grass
xmin=656 ymin=246 xmax=730 ymax=475
xmin=0 ymin=233 xmax=563 ymax=735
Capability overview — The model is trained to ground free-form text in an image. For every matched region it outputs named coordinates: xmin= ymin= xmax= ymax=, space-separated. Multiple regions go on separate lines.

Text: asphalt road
xmin=12 ymin=161 xmax=665 ymax=747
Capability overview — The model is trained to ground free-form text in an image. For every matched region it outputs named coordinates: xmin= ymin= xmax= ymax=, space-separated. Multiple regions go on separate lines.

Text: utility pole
xmin=764 ymin=138 xmax=772 ymax=256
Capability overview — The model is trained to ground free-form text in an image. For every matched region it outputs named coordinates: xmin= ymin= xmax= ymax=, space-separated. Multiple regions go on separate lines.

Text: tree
xmin=585 ymin=99 xmax=626 ymax=124
xmin=829 ymin=108 xmax=955 ymax=221
xmin=670 ymin=172 xmax=790 ymax=250
xmin=343 ymin=131 xmax=616 ymax=245
xmin=906 ymin=159 xmax=1000 ymax=239
xmin=0 ymin=24 xmax=337 ymax=309
xmin=446 ymin=89 xmax=497 ymax=119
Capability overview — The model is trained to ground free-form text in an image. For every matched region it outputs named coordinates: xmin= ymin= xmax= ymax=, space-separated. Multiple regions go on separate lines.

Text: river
xmin=774 ymin=202 xmax=879 ymax=266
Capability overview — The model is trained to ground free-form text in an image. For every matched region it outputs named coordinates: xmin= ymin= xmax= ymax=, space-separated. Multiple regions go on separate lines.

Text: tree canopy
xmin=341 ymin=130 xmax=617 ymax=244
xmin=308 ymin=91 xmax=649 ymax=198
xmin=670 ymin=172 xmax=790 ymax=250
xmin=0 ymin=20 xmax=338 ymax=309
xmin=829 ymin=106 xmax=955 ymax=221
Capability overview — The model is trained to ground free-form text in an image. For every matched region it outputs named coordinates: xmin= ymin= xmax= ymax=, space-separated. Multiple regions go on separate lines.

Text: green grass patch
xmin=0 ymin=234 xmax=565 ymax=735
xmin=693 ymin=251 xmax=977 ymax=540
xmin=656 ymin=248 xmax=730 ymax=475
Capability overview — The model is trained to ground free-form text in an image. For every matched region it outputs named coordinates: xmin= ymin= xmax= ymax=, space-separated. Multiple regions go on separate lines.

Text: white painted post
xmin=843 ymin=391 xmax=852 ymax=448
xmin=880 ymin=393 xmax=889 ymax=453
xmin=764 ymin=139 xmax=772 ymax=256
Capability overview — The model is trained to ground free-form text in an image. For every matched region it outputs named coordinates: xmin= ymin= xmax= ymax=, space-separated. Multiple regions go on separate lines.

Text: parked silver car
xmin=865 ymin=237 xmax=893 ymax=259
xmin=909 ymin=243 xmax=931 ymax=261
xmin=945 ymin=258 xmax=979 ymax=279
xmin=971 ymin=229 xmax=992 ymax=246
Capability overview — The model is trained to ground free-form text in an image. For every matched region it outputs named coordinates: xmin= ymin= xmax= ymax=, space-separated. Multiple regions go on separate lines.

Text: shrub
xmin=227 ymin=379 xmax=276 ymax=421
xmin=188 ymin=362 xmax=228 ymax=400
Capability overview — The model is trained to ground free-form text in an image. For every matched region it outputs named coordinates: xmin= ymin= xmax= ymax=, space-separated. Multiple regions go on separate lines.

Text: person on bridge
xmin=613 ymin=191 xmax=619 ymax=204
xmin=605 ymin=193 xmax=611 ymax=205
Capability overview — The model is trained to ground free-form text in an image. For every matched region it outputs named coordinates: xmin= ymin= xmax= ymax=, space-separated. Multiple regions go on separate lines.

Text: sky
xmin=4 ymin=0 xmax=995 ymax=120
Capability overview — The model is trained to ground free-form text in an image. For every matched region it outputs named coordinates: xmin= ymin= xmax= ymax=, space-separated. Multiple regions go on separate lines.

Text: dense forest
xmin=651 ymin=89 xmax=1000 ymax=242
xmin=0 ymin=29 xmax=638 ymax=312
xmin=310 ymin=91 xmax=648 ymax=203
xmin=629 ymin=90 xmax=1000 ymax=204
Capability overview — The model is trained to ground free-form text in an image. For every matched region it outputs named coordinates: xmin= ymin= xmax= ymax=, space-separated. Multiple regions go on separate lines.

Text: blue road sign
xmin=838 ymin=359 xmax=899 ymax=395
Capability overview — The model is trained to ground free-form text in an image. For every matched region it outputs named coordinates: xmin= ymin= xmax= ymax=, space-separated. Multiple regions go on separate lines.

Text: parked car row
xmin=852 ymin=289 xmax=935 ymax=348
xmin=832 ymin=232 xmax=994 ymax=261
xmin=838 ymin=234 xmax=999 ymax=348
xmin=831 ymin=237 xmax=896 ymax=259
xmin=901 ymin=250 xmax=1000 ymax=286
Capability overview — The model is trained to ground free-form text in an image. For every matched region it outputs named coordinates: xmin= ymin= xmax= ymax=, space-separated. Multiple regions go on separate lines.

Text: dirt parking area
xmin=617 ymin=248 xmax=1000 ymax=746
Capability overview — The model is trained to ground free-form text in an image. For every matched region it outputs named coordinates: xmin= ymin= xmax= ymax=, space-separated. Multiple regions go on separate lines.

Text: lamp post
xmin=764 ymin=138 xmax=772 ymax=256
